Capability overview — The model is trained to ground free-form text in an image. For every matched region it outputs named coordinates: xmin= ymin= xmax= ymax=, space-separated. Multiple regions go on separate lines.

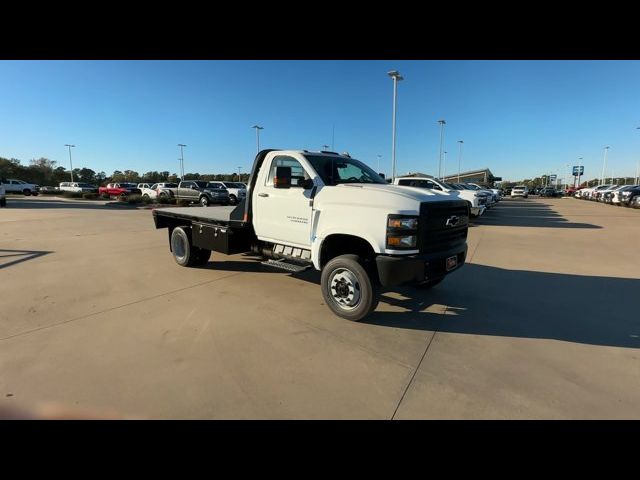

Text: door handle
xmin=258 ymin=193 xmax=269 ymax=197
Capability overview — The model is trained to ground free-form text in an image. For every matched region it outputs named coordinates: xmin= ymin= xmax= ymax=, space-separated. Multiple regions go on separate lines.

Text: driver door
xmin=253 ymin=155 xmax=313 ymax=248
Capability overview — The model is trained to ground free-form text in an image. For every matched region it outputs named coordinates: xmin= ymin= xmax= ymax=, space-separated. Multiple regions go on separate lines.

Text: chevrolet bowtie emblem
xmin=445 ymin=215 xmax=460 ymax=227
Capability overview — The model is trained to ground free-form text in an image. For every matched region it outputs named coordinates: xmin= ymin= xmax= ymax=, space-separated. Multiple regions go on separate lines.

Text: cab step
xmin=261 ymin=259 xmax=311 ymax=273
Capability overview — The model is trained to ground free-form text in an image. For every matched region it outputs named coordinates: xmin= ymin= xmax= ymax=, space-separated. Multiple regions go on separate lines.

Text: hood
xmin=316 ymin=182 xmax=461 ymax=214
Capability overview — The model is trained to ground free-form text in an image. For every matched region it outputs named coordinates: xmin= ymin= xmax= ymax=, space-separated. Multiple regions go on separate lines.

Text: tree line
xmin=0 ymin=156 xmax=250 ymax=186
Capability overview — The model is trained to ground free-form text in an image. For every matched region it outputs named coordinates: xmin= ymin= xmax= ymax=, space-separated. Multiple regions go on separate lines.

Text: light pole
xmin=322 ymin=144 xmax=330 ymax=151
xmin=443 ymin=151 xmax=447 ymax=180
xmin=388 ymin=70 xmax=404 ymax=182
xmin=177 ymin=144 xmax=186 ymax=181
xmin=600 ymin=146 xmax=609 ymax=186
xmin=377 ymin=155 xmax=382 ymax=174
xmin=252 ymin=125 xmax=264 ymax=154
xmin=437 ymin=119 xmax=446 ymax=180
xmin=457 ymin=140 xmax=464 ymax=183
xmin=238 ymin=167 xmax=242 ymax=182
xmin=64 ymin=144 xmax=75 ymax=182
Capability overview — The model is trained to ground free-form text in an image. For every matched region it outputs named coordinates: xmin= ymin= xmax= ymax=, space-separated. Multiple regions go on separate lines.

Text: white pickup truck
xmin=153 ymin=150 xmax=469 ymax=321
xmin=393 ymin=176 xmax=486 ymax=217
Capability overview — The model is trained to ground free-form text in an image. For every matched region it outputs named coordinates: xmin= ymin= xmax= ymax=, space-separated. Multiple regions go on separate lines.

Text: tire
xmin=0 ymin=198 xmax=6 ymax=207
xmin=415 ymin=276 xmax=444 ymax=289
xmin=320 ymin=254 xmax=378 ymax=321
xmin=229 ymin=194 xmax=238 ymax=205
xmin=199 ymin=195 xmax=210 ymax=207
xmin=23 ymin=189 xmax=31 ymax=196
xmin=170 ymin=227 xmax=201 ymax=267
xmin=142 ymin=194 xmax=149 ymax=200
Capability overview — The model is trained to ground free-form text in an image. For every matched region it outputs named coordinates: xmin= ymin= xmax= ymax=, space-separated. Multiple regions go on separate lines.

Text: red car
xmin=98 ymin=183 xmax=142 ymax=198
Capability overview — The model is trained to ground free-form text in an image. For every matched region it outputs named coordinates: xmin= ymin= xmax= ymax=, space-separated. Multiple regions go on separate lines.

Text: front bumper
xmin=470 ymin=206 xmax=485 ymax=217
xmin=375 ymin=244 xmax=468 ymax=287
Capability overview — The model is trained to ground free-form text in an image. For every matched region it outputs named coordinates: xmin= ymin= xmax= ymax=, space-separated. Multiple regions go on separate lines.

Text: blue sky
xmin=1 ymin=60 xmax=639 ymax=182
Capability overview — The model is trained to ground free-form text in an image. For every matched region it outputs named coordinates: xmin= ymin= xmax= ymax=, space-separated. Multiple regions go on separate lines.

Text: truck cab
xmin=153 ymin=150 xmax=469 ymax=321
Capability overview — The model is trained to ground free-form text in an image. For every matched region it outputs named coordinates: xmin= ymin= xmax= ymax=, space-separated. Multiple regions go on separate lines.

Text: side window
xmin=266 ymin=155 xmax=309 ymax=187
xmin=150 ymin=184 xmax=158 ymax=190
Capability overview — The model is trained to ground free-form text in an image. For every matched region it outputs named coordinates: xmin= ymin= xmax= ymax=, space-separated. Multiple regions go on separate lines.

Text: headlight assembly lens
xmin=387 ymin=235 xmax=417 ymax=248
xmin=388 ymin=217 xmax=418 ymax=229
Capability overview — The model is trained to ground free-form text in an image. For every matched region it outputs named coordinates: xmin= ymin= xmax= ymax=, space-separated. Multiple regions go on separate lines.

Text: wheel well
xmin=320 ymin=234 xmax=375 ymax=268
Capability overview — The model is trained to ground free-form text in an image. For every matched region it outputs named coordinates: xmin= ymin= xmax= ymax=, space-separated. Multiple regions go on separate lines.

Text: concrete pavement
xmin=1 ymin=196 xmax=639 ymax=418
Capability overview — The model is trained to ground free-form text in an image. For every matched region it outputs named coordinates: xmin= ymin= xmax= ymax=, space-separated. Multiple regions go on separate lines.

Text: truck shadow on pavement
xmin=207 ymin=257 xmax=638 ymax=349
xmin=0 ymin=249 xmax=52 ymax=270
xmin=365 ymin=263 xmax=640 ymax=349
xmin=476 ymin=199 xmax=601 ymax=228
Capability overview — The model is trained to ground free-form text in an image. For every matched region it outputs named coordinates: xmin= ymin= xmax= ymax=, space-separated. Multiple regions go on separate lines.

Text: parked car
xmin=593 ymin=185 xmax=619 ymax=202
xmin=2 ymin=179 xmax=39 ymax=196
xmin=466 ymin=183 xmax=501 ymax=203
xmin=206 ymin=181 xmax=247 ymax=205
xmin=539 ymin=187 xmax=559 ymax=197
xmin=39 ymin=186 xmax=60 ymax=194
xmin=620 ymin=186 xmax=640 ymax=207
xmin=454 ymin=183 xmax=494 ymax=208
xmin=59 ymin=182 xmax=98 ymax=193
xmin=511 ymin=185 xmax=529 ymax=198
xmin=98 ymin=183 xmax=142 ymax=198
xmin=154 ymin=183 xmax=180 ymax=199
xmin=0 ymin=181 xmax=6 ymax=207
xmin=632 ymin=195 xmax=640 ymax=209
xmin=137 ymin=183 xmax=152 ymax=190
xmin=174 ymin=180 xmax=230 ymax=206
xmin=393 ymin=176 xmax=487 ymax=217
xmin=610 ymin=185 xmax=639 ymax=205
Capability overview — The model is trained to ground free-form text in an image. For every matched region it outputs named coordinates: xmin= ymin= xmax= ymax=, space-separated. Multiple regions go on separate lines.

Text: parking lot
xmin=1 ymin=195 xmax=639 ymax=419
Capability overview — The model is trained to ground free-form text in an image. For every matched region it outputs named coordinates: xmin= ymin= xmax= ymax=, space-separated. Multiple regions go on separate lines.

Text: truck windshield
xmin=304 ymin=155 xmax=386 ymax=186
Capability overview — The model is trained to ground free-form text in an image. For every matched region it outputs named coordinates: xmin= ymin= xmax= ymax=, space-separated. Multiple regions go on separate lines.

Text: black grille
xmin=419 ymin=201 xmax=469 ymax=254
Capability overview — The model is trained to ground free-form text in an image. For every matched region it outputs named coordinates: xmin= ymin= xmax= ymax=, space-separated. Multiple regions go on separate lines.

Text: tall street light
xmin=388 ymin=70 xmax=404 ymax=182
xmin=64 ymin=144 xmax=76 ymax=182
xmin=178 ymin=144 xmax=186 ymax=181
xmin=600 ymin=146 xmax=610 ymax=186
xmin=437 ymin=119 xmax=446 ymax=180
xmin=238 ymin=166 xmax=242 ymax=182
xmin=443 ymin=151 xmax=448 ymax=180
xmin=252 ymin=125 xmax=264 ymax=154
xmin=377 ymin=154 xmax=382 ymax=175
xmin=457 ymin=140 xmax=464 ymax=183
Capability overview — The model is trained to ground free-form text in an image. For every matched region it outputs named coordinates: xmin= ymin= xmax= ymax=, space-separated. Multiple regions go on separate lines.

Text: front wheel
xmin=320 ymin=254 xmax=378 ymax=321
xmin=229 ymin=194 xmax=238 ymax=205
xmin=23 ymin=189 xmax=32 ymax=196
xmin=199 ymin=195 xmax=210 ymax=207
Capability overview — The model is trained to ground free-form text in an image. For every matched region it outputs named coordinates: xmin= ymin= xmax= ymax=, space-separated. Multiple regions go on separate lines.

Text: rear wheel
xmin=142 ymin=194 xmax=150 ymax=200
xmin=171 ymin=227 xmax=199 ymax=267
xmin=0 ymin=198 xmax=6 ymax=207
xmin=23 ymin=189 xmax=32 ymax=196
xmin=200 ymin=195 xmax=210 ymax=207
xmin=229 ymin=194 xmax=238 ymax=205
xmin=321 ymin=254 xmax=378 ymax=321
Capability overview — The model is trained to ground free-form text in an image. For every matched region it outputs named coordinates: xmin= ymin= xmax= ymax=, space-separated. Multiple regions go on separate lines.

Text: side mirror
xmin=297 ymin=178 xmax=314 ymax=189
xmin=274 ymin=166 xmax=292 ymax=189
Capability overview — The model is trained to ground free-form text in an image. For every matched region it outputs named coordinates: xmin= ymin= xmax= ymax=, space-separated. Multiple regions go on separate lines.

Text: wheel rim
xmin=328 ymin=268 xmax=361 ymax=311
xmin=172 ymin=233 xmax=186 ymax=260
xmin=200 ymin=197 xmax=208 ymax=206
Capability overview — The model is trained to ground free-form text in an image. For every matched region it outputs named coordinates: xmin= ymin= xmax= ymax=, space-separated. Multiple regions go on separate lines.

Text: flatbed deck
xmin=154 ymin=205 xmax=247 ymax=227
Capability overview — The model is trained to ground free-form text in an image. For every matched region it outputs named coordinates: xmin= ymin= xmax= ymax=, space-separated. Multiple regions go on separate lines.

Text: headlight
xmin=387 ymin=235 xmax=417 ymax=248
xmin=387 ymin=216 xmax=418 ymax=229
xmin=387 ymin=215 xmax=418 ymax=249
